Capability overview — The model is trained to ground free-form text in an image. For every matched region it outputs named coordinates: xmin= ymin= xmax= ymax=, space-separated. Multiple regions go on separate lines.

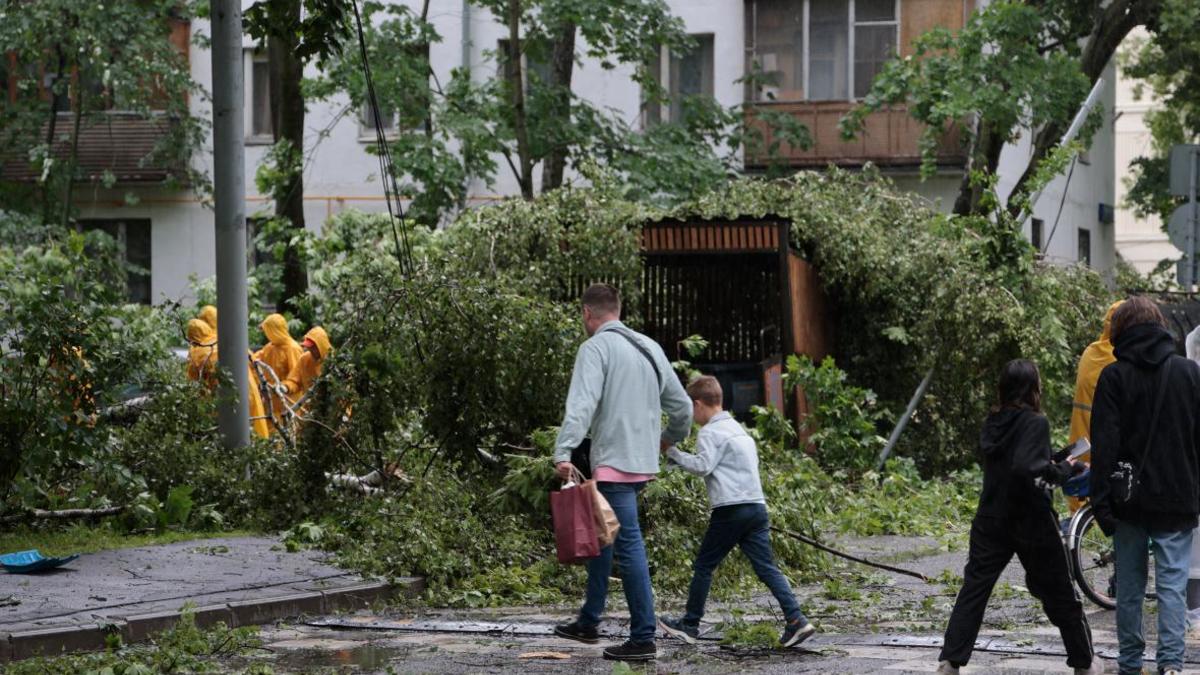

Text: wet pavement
xmin=0 ymin=535 xmax=420 ymax=661
xmin=217 ymin=534 xmax=1188 ymax=673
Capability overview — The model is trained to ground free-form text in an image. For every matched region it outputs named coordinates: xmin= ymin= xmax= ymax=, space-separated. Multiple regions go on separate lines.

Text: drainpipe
xmin=460 ymin=0 xmax=472 ymax=203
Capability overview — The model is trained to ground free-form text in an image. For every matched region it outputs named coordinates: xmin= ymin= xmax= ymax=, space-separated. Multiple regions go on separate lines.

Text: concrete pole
xmin=211 ymin=0 xmax=251 ymax=448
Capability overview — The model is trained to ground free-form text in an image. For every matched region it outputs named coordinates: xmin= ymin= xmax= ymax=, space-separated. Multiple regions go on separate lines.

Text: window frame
xmin=358 ymin=42 xmax=431 ymax=142
xmin=746 ymin=0 xmax=900 ymax=103
xmin=643 ymin=33 xmax=716 ymax=128
xmin=245 ymin=49 xmax=273 ymax=144
xmin=78 ymin=218 xmax=153 ymax=305
xmin=1077 ymin=227 xmax=1092 ymax=267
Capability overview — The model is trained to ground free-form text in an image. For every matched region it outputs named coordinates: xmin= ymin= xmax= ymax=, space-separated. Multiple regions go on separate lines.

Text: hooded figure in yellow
xmin=186 ymin=318 xmax=219 ymax=385
xmin=185 ymin=318 xmax=270 ymax=438
xmin=254 ymin=314 xmax=304 ymax=418
xmin=283 ymin=326 xmax=332 ymax=404
xmin=198 ymin=305 xmax=218 ymax=332
xmin=1066 ymin=300 xmax=1123 ymax=511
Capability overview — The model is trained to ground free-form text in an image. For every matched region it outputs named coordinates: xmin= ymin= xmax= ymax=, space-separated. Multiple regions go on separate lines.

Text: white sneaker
xmin=936 ymin=661 xmax=960 ymax=675
xmin=1073 ymin=658 xmax=1105 ymax=675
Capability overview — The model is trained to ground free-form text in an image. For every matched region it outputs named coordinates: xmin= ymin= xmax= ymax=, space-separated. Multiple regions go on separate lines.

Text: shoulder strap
xmin=610 ymin=327 xmax=662 ymax=389
xmin=1134 ymin=357 xmax=1174 ymax=479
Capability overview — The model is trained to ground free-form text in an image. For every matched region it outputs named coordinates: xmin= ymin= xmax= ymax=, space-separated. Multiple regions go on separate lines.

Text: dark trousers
xmin=940 ymin=513 xmax=1094 ymax=669
xmin=681 ymin=502 xmax=806 ymax=627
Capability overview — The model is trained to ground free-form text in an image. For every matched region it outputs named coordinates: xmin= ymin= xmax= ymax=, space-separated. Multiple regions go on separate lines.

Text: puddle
xmin=273 ymin=642 xmax=407 ymax=670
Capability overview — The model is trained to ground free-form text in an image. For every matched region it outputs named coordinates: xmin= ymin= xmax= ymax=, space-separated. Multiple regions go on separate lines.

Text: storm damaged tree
xmin=841 ymin=0 xmax=1164 ymax=219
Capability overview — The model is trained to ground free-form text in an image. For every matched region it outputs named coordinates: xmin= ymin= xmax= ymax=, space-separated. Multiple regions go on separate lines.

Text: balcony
xmin=744 ymin=100 xmax=966 ymax=171
xmin=1 ymin=113 xmax=184 ymax=185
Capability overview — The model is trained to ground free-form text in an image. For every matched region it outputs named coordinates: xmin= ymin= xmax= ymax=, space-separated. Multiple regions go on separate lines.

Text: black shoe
xmin=781 ymin=619 xmax=815 ymax=648
xmin=553 ymin=621 xmax=599 ymax=644
xmin=602 ymin=640 xmax=656 ymax=661
xmin=658 ymin=617 xmax=698 ymax=644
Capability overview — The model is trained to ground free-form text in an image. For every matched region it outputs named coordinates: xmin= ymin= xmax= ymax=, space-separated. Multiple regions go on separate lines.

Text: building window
xmin=1031 ymin=217 xmax=1043 ymax=251
xmin=248 ymin=51 xmax=272 ymax=141
xmin=359 ymin=43 xmax=431 ymax=140
xmin=1078 ymin=228 xmax=1091 ymax=267
xmin=645 ymin=34 xmax=716 ymax=126
xmin=79 ymin=219 xmax=152 ymax=305
xmin=497 ymin=39 xmax=554 ymax=96
xmin=746 ymin=0 xmax=898 ymax=102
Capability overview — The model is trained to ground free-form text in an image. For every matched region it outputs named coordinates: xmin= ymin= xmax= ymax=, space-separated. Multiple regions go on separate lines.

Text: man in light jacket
xmin=552 ymin=283 xmax=692 ymax=662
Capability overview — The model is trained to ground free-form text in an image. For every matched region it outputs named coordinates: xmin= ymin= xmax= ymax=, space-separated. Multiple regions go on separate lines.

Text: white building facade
xmin=66 ymin=0 xmax=1117 ymax=305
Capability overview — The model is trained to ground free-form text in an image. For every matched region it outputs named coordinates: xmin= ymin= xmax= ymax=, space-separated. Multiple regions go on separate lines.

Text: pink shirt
xmin=593 ymin=466 xmax=655 ymax=483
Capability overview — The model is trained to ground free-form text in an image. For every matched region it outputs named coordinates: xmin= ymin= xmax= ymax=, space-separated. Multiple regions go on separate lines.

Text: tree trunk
xmin=540 ymin=20 xmax=576 ymax=192
xmin=268 ymin=0 xmax=308 ymax=314
xmin=952 ymin=119 xmax=1005 ymax=216
xmin=41 ymin=45 xmax=65 ymax=226
xmin=61 ymin=74 xmax=85 ymax=229
xmin=505 ymin=0 xmax=534 ymax=199
xmin=1002 ymin=0 xmax=1157 ymax=218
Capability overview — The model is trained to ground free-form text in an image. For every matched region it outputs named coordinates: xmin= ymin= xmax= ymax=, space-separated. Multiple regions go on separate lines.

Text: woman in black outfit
xmin=936 ymin=359 xmax=1102 ymax=675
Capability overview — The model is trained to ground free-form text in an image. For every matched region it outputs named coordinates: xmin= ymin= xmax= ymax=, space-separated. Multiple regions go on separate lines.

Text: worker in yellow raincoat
xmin=253 ymin=313 xmax=304 ymax=420
xmin=198 ymin=305 xmax=218 ymax=332
xmin=185 ymin=316 xmax=270 ymax=438
xmin=282 ymin=326 xmax=332 ymax=406
xmin=1066 ymin=300 xmax=1123 ymax=512
xmin=186 ymin=318 xmax=219 ymax=385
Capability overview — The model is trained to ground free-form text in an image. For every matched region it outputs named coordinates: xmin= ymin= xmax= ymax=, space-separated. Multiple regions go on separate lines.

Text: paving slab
xmin=0 ymin=535 xmax=421 ymax=662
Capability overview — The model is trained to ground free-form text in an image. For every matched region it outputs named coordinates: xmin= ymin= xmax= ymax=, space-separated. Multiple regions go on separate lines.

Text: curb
xmin=0 ymin=577 xmax=424 ymax=664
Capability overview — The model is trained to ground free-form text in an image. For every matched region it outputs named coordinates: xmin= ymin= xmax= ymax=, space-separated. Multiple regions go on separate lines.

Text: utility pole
xmin=211 ymin=0 xmax=251 ymax=448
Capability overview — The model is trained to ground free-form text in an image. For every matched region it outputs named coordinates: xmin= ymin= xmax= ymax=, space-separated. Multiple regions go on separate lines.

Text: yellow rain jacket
xmin=1066 ymin=300 xmax=1123 ymax=511
xmin=198 ymin=305 xmax=218 ymax=332
xmin=283 ymin=326 xmax=332 ymax=404
xmin=186 ymin=319 xmax=219 ymax=385
xmin=185 ymin=318 xmax=270 ymax=438
xmin=253 ymin=314 xmax=304 ymax=418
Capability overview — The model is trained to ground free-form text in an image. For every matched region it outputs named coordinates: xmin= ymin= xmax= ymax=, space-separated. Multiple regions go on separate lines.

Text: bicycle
xmin=1061 ymin=463 xmax=1156 ymax=610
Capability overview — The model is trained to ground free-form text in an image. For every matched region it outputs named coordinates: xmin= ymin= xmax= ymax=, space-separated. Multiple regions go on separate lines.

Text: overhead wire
xmin=349 ymin=0 xmax=416 ymax=277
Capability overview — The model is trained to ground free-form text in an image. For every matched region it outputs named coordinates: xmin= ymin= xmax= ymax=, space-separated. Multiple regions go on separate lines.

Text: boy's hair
xmin=1110 ymin=295 xmax=1165 ymax=342
xmin=581 ymin=283 xmax=621 ymax=316
xmin=687 ymin=375 xmax=723 ymax=406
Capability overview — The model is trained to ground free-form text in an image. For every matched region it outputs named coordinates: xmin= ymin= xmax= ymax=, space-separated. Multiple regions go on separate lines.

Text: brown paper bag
xmin=582 ymin=479 xmax=620 ymax=547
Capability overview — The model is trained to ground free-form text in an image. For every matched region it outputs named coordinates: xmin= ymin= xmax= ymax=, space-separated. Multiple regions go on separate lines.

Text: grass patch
xmin=0 ymin=524 xmax=257 ymax=557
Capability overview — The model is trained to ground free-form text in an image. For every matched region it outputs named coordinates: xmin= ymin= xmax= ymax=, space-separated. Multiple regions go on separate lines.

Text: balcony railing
xmin=744 ymin=100 xmax=966 ymax=170
xmin=0 ymin=112 xmax=183 ymax=184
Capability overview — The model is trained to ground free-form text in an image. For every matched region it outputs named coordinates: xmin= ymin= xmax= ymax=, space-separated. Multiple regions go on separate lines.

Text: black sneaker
xmin=602 ymin=640 xmax=657 ymax=661
xmin=553 ymin=621 xmax=599 ymax=644
xmin=780 ymin=619 xmax=815 ymax=648
xmin=658 ymin=617 xmax=698 ymax=644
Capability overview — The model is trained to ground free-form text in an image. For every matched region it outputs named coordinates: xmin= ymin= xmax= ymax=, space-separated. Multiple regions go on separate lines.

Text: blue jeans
xmin=681 ymin=502 xmax=805 ymax=627
xmin=1113 ymin=521 xmax=1192 ymax=673
xmin=578 ymin=482 xmax=656 ymax=643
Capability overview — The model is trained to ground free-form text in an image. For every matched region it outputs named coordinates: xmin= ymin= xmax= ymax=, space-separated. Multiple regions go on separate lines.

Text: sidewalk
xmin=0 ymin=535 xmax=422 ymax=662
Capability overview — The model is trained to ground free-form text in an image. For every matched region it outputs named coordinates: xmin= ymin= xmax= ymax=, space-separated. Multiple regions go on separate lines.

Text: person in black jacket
xmin=937 ymin=359 xmax=1100 ymax=675
xmin=1089 ymin=296 xmax=1200 ymax=675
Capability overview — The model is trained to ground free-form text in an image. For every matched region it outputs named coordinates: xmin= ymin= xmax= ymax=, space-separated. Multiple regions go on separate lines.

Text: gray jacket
xmin=554 ymin=321 xmax=692 ymax=475
xmin=667 ymin=411 xmax=766 ymax=509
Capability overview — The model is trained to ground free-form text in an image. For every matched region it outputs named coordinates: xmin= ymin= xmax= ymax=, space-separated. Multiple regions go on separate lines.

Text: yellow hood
xmin=303 ymin=326 xmax=332 ymax=360
xmin=198 ymin=305 xmax=218 ymax=332
xmin=261 ymin=314 xmax=293 ymax=347
xmin=187 ymin=319 xmax=216 ymax=345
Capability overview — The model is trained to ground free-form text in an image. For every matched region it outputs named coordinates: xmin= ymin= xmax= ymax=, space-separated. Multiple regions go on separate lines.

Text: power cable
xmin=1040 ymin=155 xmax=1078 ymax=256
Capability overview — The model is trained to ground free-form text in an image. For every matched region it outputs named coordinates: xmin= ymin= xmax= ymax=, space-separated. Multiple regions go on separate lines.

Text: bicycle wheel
xmin=1071 ymin=507 xmax=1117 ymax=610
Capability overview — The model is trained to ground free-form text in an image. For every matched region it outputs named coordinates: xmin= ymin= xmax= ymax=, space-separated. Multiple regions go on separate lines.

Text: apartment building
xmin=8 ymin=0 xmax=1118 ymax=304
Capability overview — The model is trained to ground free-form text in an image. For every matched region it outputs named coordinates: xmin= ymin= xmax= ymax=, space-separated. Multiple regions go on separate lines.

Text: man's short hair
xmin=1110 ymin=296 xmax=1166 ymax=342
xmin=687 ymin=375 xmax=723 ymax=407
xmin=581 ymin=283 xmax=621 ymax=316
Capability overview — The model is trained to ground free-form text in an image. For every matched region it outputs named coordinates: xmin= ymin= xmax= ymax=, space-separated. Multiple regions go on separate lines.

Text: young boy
xmin=658 ymin=375 xmax=815 ymax=647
